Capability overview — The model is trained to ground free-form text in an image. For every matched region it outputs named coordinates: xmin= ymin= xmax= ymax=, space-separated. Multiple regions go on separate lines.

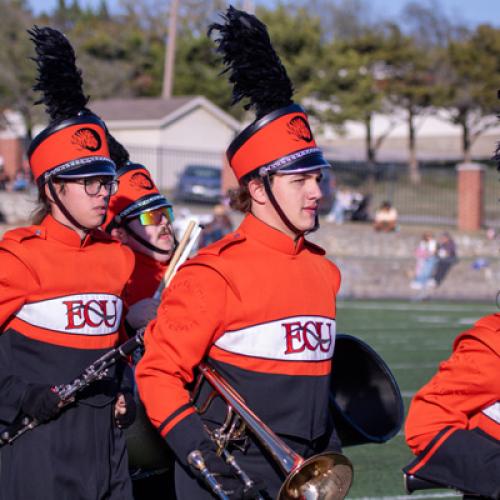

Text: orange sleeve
xmin=405 ymin=334 xmax=500 ymax=455
xmin=135 ymin=264 xmax=226 ymax=436
xmin=0 ymin=249 xmax=39 ymax=330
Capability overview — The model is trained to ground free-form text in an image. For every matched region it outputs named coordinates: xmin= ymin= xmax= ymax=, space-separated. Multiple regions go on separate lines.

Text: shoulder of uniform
xmin=1 ymin=225 xmax=45 ymax=243
xmin=303 ymin=239 xmax=326 ymax=255
xmin=197 ymin=230 xmax=246 ymax=256
xmin=474 ymin=313 xmax=500 ymax=333
xmin=453 ymin=313 xmax=500 ymax=354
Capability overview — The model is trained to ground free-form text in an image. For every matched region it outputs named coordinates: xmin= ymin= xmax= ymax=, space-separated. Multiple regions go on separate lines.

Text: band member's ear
xmin=247 ymin=178 xmax=266 ymax=205
xmin=110 ymin=227 xmax=128 ymax=243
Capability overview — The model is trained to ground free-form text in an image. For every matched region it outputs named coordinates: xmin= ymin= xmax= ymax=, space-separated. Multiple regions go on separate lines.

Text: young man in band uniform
xmin=0 ymin=27 xmax=135 ymax=500
xmin=136 ymin=7 xmax=345 ymax=499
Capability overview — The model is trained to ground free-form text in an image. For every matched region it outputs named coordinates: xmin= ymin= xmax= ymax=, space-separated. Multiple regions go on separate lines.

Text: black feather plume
xmin=28 ymin=25 xmax=89 ymax=123
xmin=106 ymin=132 xmax=130 ymax=169
xmin=208 ymin=6 xmax=294 ymax=119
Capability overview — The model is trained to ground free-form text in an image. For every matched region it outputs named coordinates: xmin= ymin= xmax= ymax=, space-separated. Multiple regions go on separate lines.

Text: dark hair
xmin=31 ymin=180 xmax=65 ymax=224
xmin=228 ymin=170 xmax=274 ymax=213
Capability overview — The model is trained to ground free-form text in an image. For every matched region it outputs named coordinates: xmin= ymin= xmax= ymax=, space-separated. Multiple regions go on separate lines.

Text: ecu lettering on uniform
xmin=137 ymin=214 xmax=341 ymax=442
xmin=16 ymin=293 xmax=122 ymax=335
xmin=215 ymin=316 xmax=335 ymax=361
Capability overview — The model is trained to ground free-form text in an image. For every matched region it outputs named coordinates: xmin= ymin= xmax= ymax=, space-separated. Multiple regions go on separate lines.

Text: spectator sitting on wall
xmin=0 ymin=167 xmax=8 ymax=191
xmin=433 ymin=232 xmax=457 ymax=286
xmin=198 ymin=204 xmax=233 ymax=248
xmin=350 ymin=191 xmax=371 ymax=222
xmin=326 ymin=186 xmax=353 ymax=224
xmin=8 ymin=170 xmax=29 ymax=192
xmin=373 ymin=201 xmax=398 ymax=232
xmin=411 ymin=232 xmax=437 ymax=290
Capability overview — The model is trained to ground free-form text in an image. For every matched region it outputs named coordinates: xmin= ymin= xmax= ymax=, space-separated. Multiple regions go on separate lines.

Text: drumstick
xmin=153 ymin=219 xmax=199 ymax=298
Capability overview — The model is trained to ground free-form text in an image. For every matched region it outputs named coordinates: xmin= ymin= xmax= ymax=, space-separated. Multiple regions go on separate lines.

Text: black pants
xmin=174 ymin=433 xmax=333 ymax=499
xmin=0 ymin=402 xmax=133 ymax=500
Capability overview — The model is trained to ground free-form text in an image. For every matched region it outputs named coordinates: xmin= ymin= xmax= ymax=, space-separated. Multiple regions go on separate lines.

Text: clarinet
xmin=0 ymin=331 xmax=144 ymax=447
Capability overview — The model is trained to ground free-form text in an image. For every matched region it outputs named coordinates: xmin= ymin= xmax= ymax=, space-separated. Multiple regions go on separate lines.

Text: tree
xmin=0 ymin=0 xmax=37 ymax=139
xmin=313 ymin=27 xmax=396 ymax=167
xmin=382 ymin=24 xmax=445 ymax=183
xmin=441 ymin=24 xmax=500 ymax=162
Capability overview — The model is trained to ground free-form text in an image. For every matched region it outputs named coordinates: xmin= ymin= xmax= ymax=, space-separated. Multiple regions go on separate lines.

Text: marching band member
xmin=104 ymin=140 xmax=176 ymax=336
xmin=404 ymin=314 xmax=500 ymax=498
xmin=136 ymin=7 xmax=343 ymax=499
xmin=104 ymin=142 xmax=176 ymax=500
xmin=403 ymin=143 xmax=500 ymax=499
xmin=0 ymin=27 xmax=135 ymax=499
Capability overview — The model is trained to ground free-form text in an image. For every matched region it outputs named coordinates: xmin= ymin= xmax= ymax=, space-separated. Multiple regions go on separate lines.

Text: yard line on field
xmin=351 ymin=492 xmax=460 ymax=500
xmin=401 ymin=391 xmax=416 ymax=398
xmin=390 ymin=363 xmax=437 ymax=369
xmin=338 ymin=302 xmax=492 ymax=313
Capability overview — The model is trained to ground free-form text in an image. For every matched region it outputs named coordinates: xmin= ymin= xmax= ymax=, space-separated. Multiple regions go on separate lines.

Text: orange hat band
xmin=227 ymin=104 xmax=323 ymax=180
xmin=29 ymin=115 xmax=112 ymax=182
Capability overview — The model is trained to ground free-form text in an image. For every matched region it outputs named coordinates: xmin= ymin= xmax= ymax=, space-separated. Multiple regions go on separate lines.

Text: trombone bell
xmin=279 ymin=452 xmax=353 ymax=500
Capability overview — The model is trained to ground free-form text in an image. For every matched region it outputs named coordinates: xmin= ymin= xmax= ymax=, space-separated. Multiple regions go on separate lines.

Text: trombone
xmin=192 ymin=362 xmax=353 ymax=500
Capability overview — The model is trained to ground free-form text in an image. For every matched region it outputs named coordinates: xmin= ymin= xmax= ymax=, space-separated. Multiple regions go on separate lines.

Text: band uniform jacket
xmin=123 ymin=250 xmax=166 ymax=309
xmin=404 ymin=313 xmax=500 ymax=498
xmin=0 ymin=214 xmax=135 ymax=500
xmin=136 ymin=213 xmax=341 ymax=464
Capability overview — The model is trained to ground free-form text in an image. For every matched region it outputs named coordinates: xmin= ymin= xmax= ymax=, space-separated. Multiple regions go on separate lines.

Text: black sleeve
xmin=403 ymin=427 xmax=500 ymax=499
xmin=164 ymin=411 xmax=214 ymax=468
xmin=0 ymin=335 xmax=29 ymax=424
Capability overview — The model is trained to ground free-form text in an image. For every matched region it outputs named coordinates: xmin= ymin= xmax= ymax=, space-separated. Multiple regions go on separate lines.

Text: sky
xmin=28 ymin=0 xmax=500 ymax=28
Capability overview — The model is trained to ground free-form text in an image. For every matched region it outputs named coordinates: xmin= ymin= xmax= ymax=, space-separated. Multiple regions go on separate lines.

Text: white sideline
xmin=338 ymin=302 xmax=492 ymax=313
xmin=351 ymin=492 xmax=460 ymax=500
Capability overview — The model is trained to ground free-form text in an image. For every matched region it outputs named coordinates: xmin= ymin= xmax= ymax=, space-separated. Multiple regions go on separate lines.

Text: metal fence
xmin=126 ymin=145 xmax=224 ymax=191
xmin=124 ymin=145 xmax=499 ymax=228
xmin=328 ymin=160 xmax=499 ymax=228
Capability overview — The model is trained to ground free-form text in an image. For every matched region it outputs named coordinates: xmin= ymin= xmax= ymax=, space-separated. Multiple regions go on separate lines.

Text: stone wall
xmin=0 ymin=195 xmax=497 ymax=303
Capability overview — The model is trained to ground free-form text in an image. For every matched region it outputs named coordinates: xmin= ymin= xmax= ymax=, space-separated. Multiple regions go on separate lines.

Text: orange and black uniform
xmin=136 ymin=214 xmax=342 ymax=498
xmin=0 ymin=215 xmax=135 ymax=500
xmin=123 ymin=251 xmax=166 ymax=309
xmin=404 ymin=314 xmax=500 ymax=498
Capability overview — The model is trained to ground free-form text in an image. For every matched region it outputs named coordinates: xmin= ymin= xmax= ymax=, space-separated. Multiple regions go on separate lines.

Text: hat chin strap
xmin=123 ymin=220 xmax=177 ymax=255
xmin=47 ymin=177 xmax=100 ymax=232
xmin=262 ymin=174 xmax=319 ymax=237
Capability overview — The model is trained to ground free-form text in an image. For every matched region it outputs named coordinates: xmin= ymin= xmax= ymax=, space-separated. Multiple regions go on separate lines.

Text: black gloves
xmin=20 ymin=384 xmax=61 ymax=423
xmin=189 ymin=448 xmax=264 ymax=500
xmin=114 ymin=392 xmax=136 ymax=429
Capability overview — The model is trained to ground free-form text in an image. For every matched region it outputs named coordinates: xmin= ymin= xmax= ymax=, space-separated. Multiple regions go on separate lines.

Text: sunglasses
xmin=137 ymin=207 xmax=174 ymax=226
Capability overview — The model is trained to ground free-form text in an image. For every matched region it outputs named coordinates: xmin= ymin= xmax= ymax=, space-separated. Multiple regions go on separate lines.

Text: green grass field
xmin=336 ymin=299 xmax=495 ymax=499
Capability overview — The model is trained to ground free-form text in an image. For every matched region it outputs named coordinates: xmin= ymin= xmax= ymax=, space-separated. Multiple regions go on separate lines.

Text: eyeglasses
xmin=137 ymin=207 xmax=174 ymax=226
xmin=71 ymin=178 xmax=119 ymax=196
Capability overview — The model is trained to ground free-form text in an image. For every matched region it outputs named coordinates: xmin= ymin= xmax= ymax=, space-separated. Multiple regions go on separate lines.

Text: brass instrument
xmin=194 ymin=362 xmax=353 ymax=500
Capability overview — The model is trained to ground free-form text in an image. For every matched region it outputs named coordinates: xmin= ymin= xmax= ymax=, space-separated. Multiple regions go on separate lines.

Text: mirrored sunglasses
xmin=138 ymin=207 xmax=174 ymax=226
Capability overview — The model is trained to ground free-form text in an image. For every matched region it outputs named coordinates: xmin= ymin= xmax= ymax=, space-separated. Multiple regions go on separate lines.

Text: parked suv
xmin=175 ymin=165 xmax=222 ymax=203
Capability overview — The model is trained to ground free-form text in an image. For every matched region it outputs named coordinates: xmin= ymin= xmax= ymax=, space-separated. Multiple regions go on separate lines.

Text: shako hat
xmin=27 ymin=26 xmax=115 ymax=185
xmin=209 ymin=6 xmax=329 ymax=182
xmin=104 ymin=135 xmax=172 ymax=232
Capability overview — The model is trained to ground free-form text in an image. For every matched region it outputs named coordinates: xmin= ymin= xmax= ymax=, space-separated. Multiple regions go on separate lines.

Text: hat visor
xmin=125 ymin=198 xmax=172 ymax=219
xmin=276 ymin=151 xmax=331 ymax=175
xmin=55 ymin=159 xmax=117 ymax=179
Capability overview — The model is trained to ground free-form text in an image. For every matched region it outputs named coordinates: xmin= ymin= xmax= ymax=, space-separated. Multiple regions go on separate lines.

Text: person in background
xmin=104 ymin=150 xmax=176 ymax=335
xmin=373 ymin=200 xmax=398 ymax=232
xmin=103 ymin=141 xmax=176 ymax=500
xmin=433 ymin=232 xmax=457 ymax=286
xmin=411 ymin=232 xmax=437 ymax=290
xmin=327 ymin=186 xmax=353 ymax=224
xmin=198 ymin=204 xmax=233 ymax=248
